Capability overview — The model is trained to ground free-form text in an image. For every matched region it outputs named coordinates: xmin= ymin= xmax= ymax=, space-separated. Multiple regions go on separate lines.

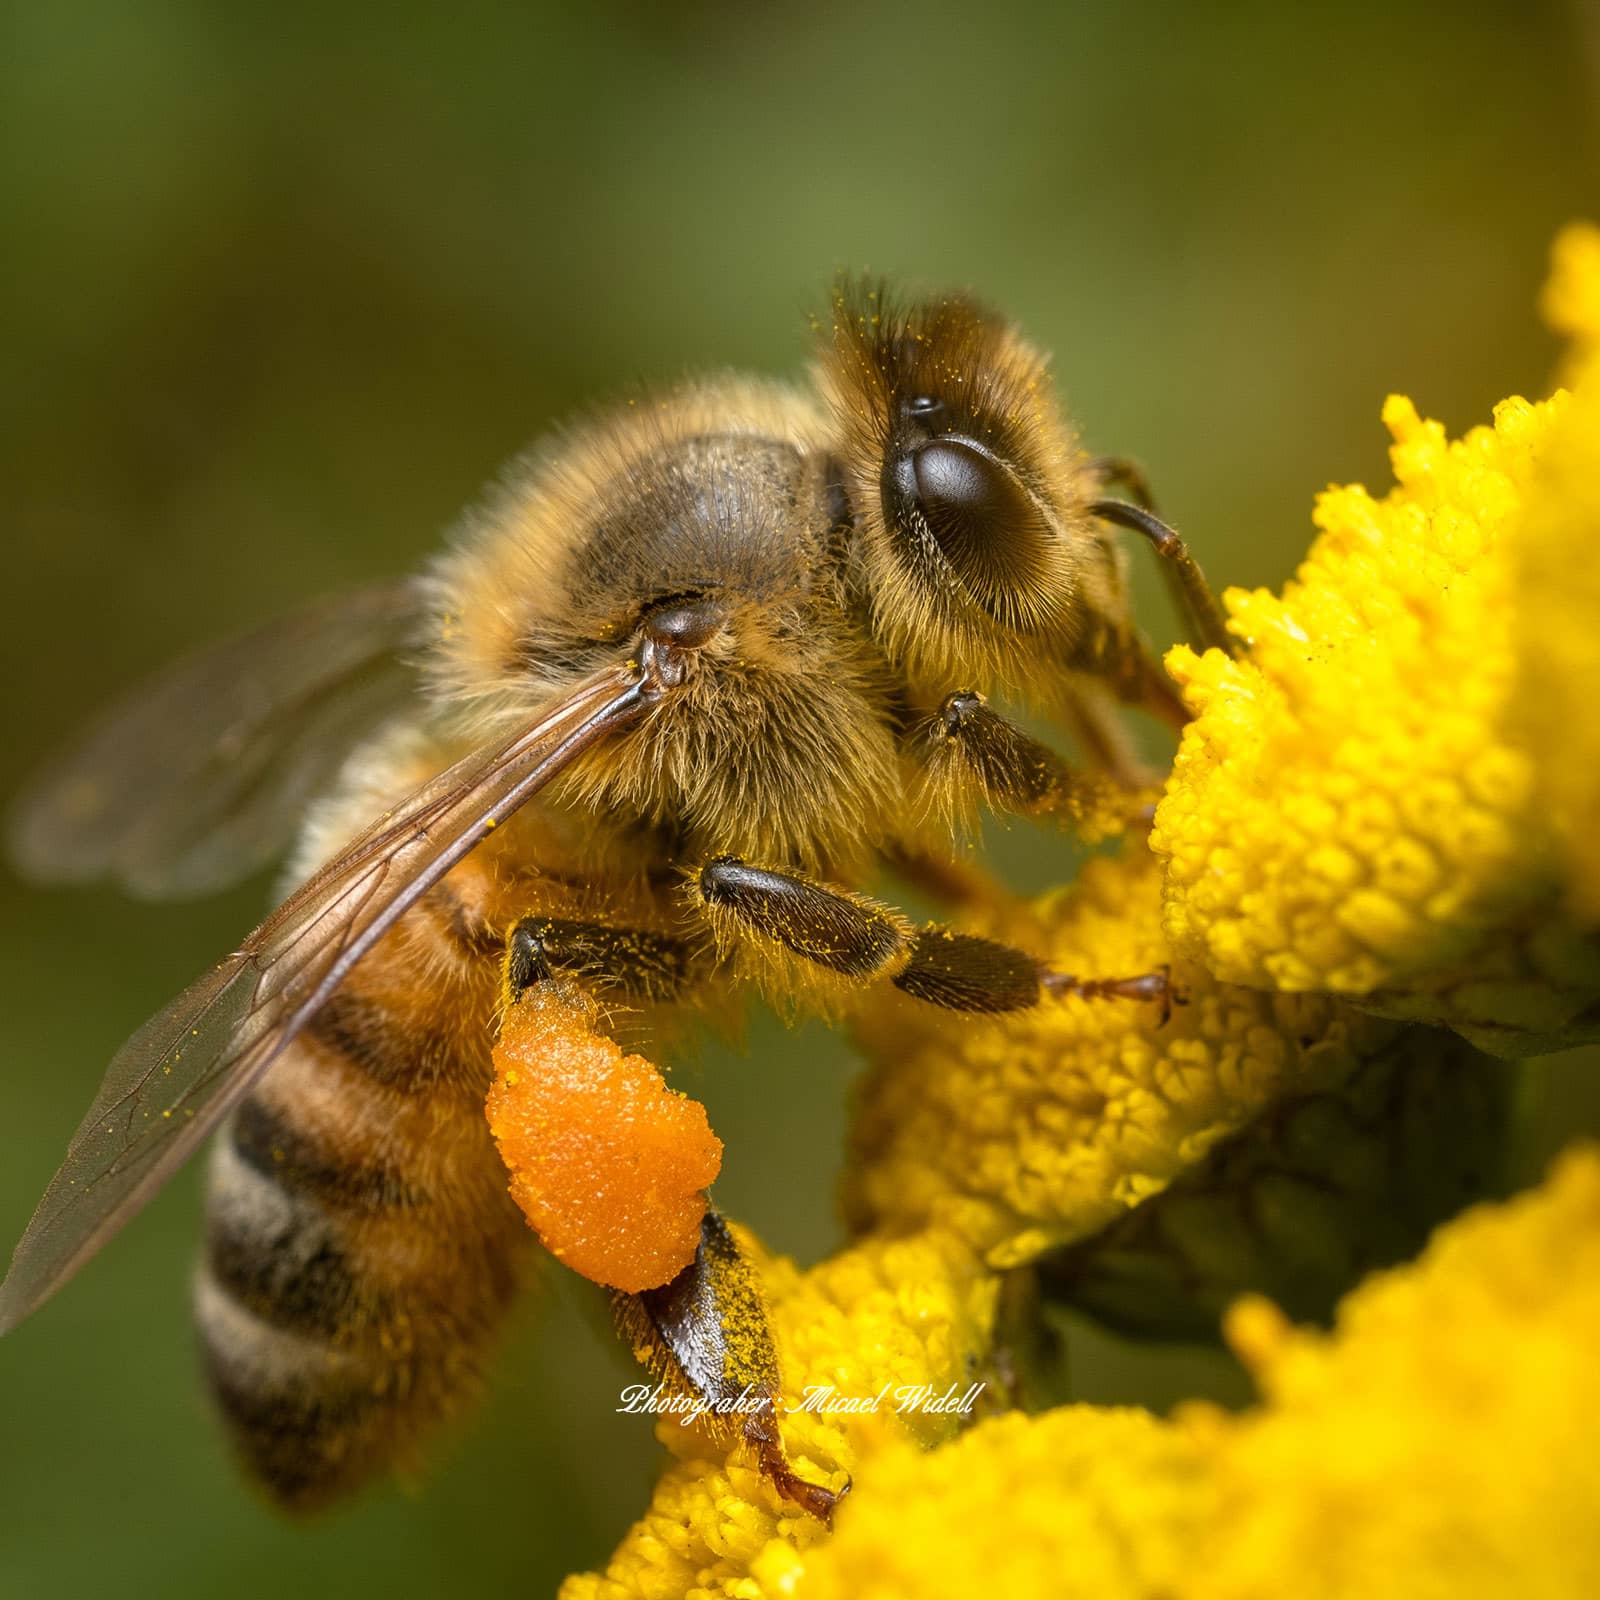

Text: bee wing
xmin=7 ymin=580 xmax=425 ymax=900
xmin=0 ymin=664 xmax=654 ymax=1336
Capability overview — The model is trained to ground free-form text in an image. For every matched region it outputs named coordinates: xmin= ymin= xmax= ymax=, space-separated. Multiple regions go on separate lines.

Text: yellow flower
xmin=1183 ymin=1145 xmax=1600 ymax=1598
xmin=563 ymin=225 xmax=1600 ymax=1600
xmin=848 ymin=848 xmax=1404 ymax=1270
xmin=1515 ymin=229 xmax=1600 ymax=921
xmin=1540 ymin=220 xmax=1600 ymax=356
xmin=793 ymin=1147 xmax=1600 ymax=1600
xmin=1151 ymin=378 xmax=1600 ymax=1055
xmin=788 ymin=1405 xmax=1210 ymax=1600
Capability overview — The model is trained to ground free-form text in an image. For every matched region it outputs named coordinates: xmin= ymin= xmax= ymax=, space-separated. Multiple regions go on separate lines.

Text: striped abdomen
xmin=194 ymin=877 xmax=531 ymax=1511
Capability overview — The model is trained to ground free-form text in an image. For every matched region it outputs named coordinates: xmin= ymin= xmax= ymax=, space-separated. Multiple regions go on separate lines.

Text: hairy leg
xmin=695 ymin=855 xmax=1172 ymax=1017
xmin=616 ymin=1204 xmax=847 ymax=1523
xmin=504 ymin=915 xmax=694 ymax=1002
xmin=497 ymin=939 xmax=839 ymax=1520
xmin=906 ymin=690 xmax=1156 ymax=840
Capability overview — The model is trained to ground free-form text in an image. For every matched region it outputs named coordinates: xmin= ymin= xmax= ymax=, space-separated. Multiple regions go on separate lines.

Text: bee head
xmin=817 ymin=278 xmax=1102 ymax=695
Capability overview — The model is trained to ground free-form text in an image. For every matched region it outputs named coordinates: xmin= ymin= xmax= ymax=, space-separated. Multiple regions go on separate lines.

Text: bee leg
xmin=696 ymin=856 xmax=1174 ymax=1017
xmin=1088 ymin=495 xmax=1237 ymax=659
xmin=909 ymin=690 xmax=1157 ymax=837
xmin=1085 ymin=454 xmax=1232 ymax=659
xmin=1043 ymin=964 xmax=1182 ymax=1025
xmin=490 ymin=972 xmax=724 ymax=1294
xmin=696 ymin=856 xmax=915 ymax=983
xmin=1117 ymin=639 xmax=1197 ymax=737
xmin=492 ymin=925 xmax=712 ymax=1293
xmin=898 ymin=926 xmax=1180 ymax=1020
xmin=504 ymin=916 xmax=693 ymax=1004
xmin=1056 ymin=675 xmax=1174 ymax=783
xmin=613 ymin=1202 xmax=847 ymax=1523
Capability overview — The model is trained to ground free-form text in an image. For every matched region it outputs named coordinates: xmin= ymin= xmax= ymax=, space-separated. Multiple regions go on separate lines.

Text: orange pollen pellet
xmin=485 ymin=983 xmax=721 ymax=1293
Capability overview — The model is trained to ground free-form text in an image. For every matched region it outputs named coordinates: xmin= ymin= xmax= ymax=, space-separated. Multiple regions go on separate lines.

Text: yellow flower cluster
xmin=1517 ymin=224 xmax=1600 ymax=922
xmin=794 ymin=1405 xmax=1209 ymax=1599
xmin=797 ymin=1146 xmax=1600 ymax=1600
xmin=562 ymin=227 xmax=1600 ymax=1599
xmin=846 ymin=850 xmax=1398 ymax=1267
xmin=1151 ymin=382 xmax=1598 ymax=1054
xmin=1540 ymin=220 xmax=1600 ymax=368
xmin=569 ymin=1147 xmax=1600 ymax=1599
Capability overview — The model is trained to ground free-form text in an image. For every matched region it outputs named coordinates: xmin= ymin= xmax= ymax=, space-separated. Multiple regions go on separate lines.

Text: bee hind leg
xmin=498 ymin=925 xmax=845 ymax=1520
xmin=504 ymin=916 xmax=693 ymax=1004
xmin=615 ymin=1201 xmax=847 ymax=1523
xmin=490 ymin=922 xmax=715 ymax=1295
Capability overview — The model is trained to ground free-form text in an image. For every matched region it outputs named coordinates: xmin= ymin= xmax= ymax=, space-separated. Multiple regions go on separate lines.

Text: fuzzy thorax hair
xmin=418 ymin=378 xmax=904 ymax=875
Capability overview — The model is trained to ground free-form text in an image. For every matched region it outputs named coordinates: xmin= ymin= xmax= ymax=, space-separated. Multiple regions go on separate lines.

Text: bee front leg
xmin=1085 ymin=452 xmax=1158 ymax=512
xmin=695 ymin=856 xmax=1173 ymax=1017
xmin=908 ymin=690 xmax=1158 ymax=841
xmin=615 ymin=1203 xmax=847 ymax=1523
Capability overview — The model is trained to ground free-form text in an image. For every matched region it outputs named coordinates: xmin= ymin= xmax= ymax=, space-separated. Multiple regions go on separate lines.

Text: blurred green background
xmin=2 ymin=2 xmax=1597 ymax=1595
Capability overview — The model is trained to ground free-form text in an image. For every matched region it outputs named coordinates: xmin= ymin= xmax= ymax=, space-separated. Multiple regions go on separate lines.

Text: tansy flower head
xmin=1152 ymin=367 xmax=1599 ymax=1055
xmin=560 ymin=227 xmax=1600 ymax=1598
xmin=1540 ymin=220 xmax=1600 ymax=359
xmin=850 ymin=850 xmax=1432 ymax=1268
xmin=1515 ymin=226 xmax=1600 ymax=922
xmin=791 ymin=1146 xmax=1600 ymax=1600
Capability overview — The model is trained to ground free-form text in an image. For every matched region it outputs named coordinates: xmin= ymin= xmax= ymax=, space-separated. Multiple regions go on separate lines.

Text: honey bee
xmin=0 ymin=280 xmax=1232 ymax=1520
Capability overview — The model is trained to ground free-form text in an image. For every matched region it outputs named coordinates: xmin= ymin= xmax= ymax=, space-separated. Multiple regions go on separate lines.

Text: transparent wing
xmin=0 ymin=663 xmax=655 ymax=1335
xmin=7 ymin=580 xmax=425 ymax=900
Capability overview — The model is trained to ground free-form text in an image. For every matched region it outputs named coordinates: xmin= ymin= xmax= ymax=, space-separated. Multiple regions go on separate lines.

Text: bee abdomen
xmin=202 ymin=1136 xmax=376 ymax=1342
xmin=229 ymin=1094 xmax=426 ymax=1215
xmin=196 ymin=1129 xmax=417 ymax=1510
xmin=195 ymin=1267 xmax=393 ymax=1511
xmin=196 ymin=1015 xmax=528 ymax=1512
xmin=305 ymin=989 xmax=459 ymax=1089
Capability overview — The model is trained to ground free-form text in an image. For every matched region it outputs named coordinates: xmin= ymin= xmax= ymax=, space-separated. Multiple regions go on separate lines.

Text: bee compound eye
xmin=911 ymin=438 xmax=1035 ymax=552
xmin=886 ymin=437 xmax=1057 ymax=621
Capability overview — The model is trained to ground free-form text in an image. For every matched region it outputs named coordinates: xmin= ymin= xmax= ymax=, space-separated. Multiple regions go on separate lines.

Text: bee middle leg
xmin=696 ymin=856 xmax=1172 ymax=1017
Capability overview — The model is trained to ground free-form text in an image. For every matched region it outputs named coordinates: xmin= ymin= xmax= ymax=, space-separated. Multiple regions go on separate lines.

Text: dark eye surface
xmin=884 ymin=436 xmax=1057 ymax=624
xmin=905 ymin=394 xmax=945 ymax=420
xmin=909 ymin=438 xmax=1046 ymax=570
xmin=911 ymin=439 xmax=1008 ymax=526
